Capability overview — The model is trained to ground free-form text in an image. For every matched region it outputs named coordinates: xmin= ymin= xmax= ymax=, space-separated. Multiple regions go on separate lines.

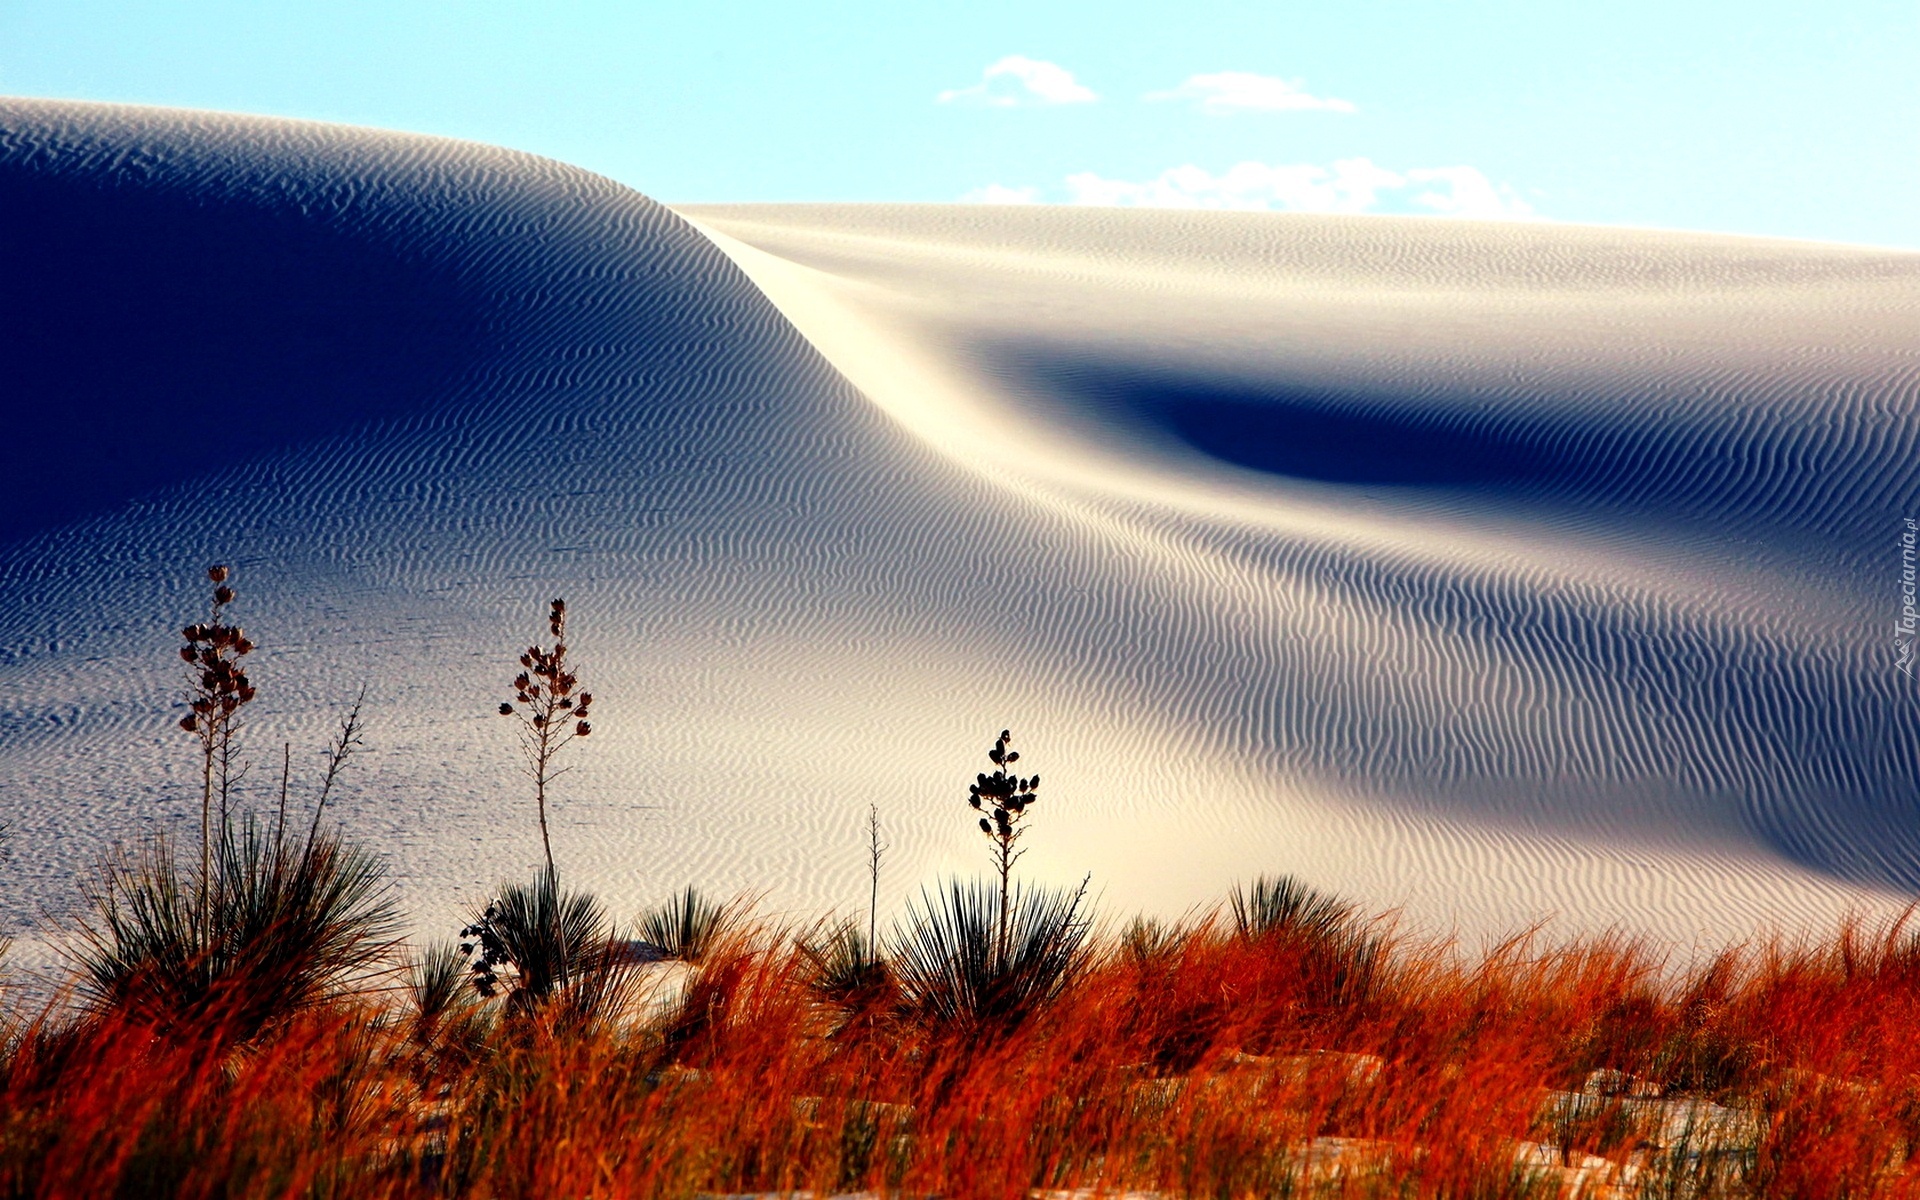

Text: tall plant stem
xmin=501 ymin=600 xmax=589 ymax=879
xmin=307 ymin=689 xmax=366 ymax=852
xmin=867 ymin=804 xmax=886 ymax=961
xmin=535 ymin=757 xmax=554 ymax=876
xmin=996 ymin=837 xmax=1012 ymax=969
xmin=200 ymin=740 xmax=214 ymax=930
xmin=275 ymin=742 xmax=291 ymax=849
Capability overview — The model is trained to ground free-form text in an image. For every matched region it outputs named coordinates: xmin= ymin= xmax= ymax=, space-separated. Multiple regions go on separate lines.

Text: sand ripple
xmin=1 ymin=100 xmax=1915 ymax=955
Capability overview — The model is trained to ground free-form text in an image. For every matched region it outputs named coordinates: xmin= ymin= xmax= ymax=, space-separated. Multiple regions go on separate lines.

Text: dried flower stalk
xmin=497 ymin=599 xmax=593 ymax=875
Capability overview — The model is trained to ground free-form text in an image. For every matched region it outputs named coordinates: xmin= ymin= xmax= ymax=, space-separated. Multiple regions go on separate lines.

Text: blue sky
xmin=3 ymin=0 xmax=1915 ymax=247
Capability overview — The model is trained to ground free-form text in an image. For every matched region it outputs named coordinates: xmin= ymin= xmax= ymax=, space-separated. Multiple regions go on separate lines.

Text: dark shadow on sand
xmin=0 ymin=163 xmax=488 ymax=542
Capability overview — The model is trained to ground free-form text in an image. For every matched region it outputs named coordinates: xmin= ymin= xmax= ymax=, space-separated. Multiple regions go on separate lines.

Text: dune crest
xmin=1 ymin=100 xmax=1916 ymax=951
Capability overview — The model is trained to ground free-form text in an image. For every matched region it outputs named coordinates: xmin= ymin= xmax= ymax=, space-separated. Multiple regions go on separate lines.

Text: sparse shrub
xmin=863 ymin=803 xmax=886 ymax=966
xmin=637 ymin=885 xmax=732 ymax=963
xmin=496 ymin=597 xmax=594 ymax=875
xmin=892 ymin=878 xmax=1089 ymax=1034
xmin=302 ymin=687 xmax=367 ymax=848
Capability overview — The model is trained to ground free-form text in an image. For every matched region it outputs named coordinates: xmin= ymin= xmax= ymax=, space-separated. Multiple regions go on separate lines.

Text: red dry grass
xmin=7 ymin=905 xmax=1920 ymax=1197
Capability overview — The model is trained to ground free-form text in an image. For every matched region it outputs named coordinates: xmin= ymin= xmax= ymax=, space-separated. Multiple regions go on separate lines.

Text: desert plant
xmin=796 ymin=806 xmax=893 ymax=1015
xmin=799 ymin=920 xmax=894 ymax=1015
xmin=496 ymin=598 xmax=593 ymax=875
xmin=74 ymin=819 xmax=401 ymax=1040
xmin=460 ymin=867 xmax=614 ymax=1014
xmin=406 ymin=940 xmax=472 ymax=1030
xmin=304 ymin=687 xmax=367 ymax=848
xmin=892 ymin=877 xmax=1089 ymax=1034
xmin=174 ymin=564 xmax=257 ymax=914
xmin=1231 ymin=874 xmax=1385 ymax=1016
xmin=865 ymin=803 xmax=886 ymax=961
xmin=964 ymin=728 xmax=1040 ymax=962
xmin=1120 ymin=914 xmax=1186 ymax=966
xmin=637 ymin=885 xmax=731 ymax=963
xmin=1230 ymin=874 xmax=1354 ymax=942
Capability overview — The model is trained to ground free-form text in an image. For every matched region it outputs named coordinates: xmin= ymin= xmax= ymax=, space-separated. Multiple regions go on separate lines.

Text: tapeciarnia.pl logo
xmin=1898 ymin=517 xmax=1917 ymax=675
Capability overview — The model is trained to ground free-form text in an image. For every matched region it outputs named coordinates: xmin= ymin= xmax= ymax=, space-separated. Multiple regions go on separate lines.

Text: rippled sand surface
xmin=3 ymin=99 xmax=1916 ymax=956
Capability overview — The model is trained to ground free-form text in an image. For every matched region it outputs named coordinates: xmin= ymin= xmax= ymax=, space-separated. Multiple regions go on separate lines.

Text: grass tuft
xmin=892 ymin=877 xmax=1091 ymax=1034
xmin=460 ymin=867 xmax=616 ymax=1015
xmin=636 ymin=884 xmax=732 ymax=963
xmin=73 ymin=819 xmax=400 ymax=1041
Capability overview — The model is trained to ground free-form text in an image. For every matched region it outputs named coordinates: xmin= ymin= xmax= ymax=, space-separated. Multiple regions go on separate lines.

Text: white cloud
xmin=1404 ymin=166 xmax=1535 ymax=219
xmin=1147 ymin=71 xmax=1356 ymax=114
xmin=1030 ymin=158 xmax=1537 ymax=218
xmin=937 ymin=56 xmax=1098 ymax=107
xmin=960 ymin=183 xmax=1043 ymax=204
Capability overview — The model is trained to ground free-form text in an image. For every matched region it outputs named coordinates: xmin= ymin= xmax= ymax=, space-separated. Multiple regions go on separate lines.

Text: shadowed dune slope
xmin=0 ymin=100 xmax=1916 ymax=955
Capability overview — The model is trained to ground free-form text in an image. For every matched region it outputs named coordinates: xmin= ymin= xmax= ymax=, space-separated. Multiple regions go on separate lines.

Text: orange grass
xmin=6 ymin=905 xmax=1920 ymax=1197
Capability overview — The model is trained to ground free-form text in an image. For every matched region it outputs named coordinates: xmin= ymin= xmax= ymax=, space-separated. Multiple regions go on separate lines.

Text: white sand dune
xmin=1 ymin=98 xmax=1916 ymax=958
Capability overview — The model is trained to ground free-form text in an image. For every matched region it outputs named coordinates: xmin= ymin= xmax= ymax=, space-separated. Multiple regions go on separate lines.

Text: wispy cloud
xmin=966 ymin=159 xmax=1536 ymax=219
xmin=937 ymin=56 xmax=1098 ymax=107
xmin=1146 ymin=71 xmax=1355 ymax=114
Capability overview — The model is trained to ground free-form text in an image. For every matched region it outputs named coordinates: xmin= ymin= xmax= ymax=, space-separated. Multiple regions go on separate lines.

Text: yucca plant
xmin=636 ymin=885 xmax=732 ymax=963
xmin=1120 ymin=915 xmax=1186 ymax=966
xmin=799 ymin=920 xmax=894 ymax=1015
xmin=72 ymin=560 xmax=401 ymax=1041
xmin=892 ymin=878 xmax=1090 ymax=1034
xmin=1230 ymin=874 xmax=1383 ymax=1011
xmin=74 ymin=820 xmax=401 ymax=1041
xmin=173 ymin=564 xmax=258 ymax=924
xmin=1229 ymin=874 xmax=1354 ymax=941
xmin=460 ymin=868 xmax=617 ymax=1016
xmin=406 ymin=941 xmax=472 ymax=1029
